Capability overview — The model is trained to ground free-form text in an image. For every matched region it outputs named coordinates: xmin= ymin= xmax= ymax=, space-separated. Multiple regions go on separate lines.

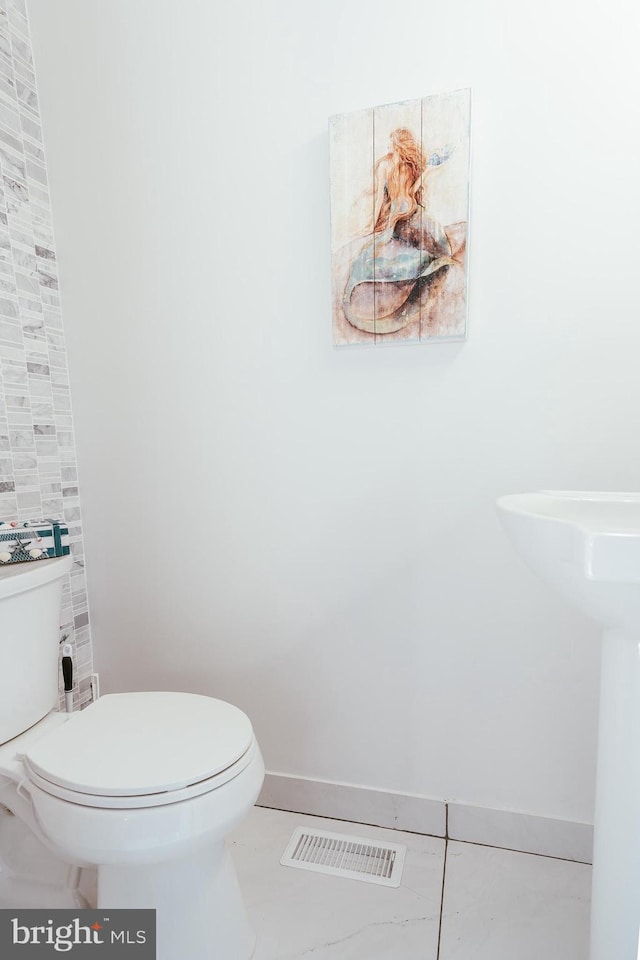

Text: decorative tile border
xmin=258 ymin=773 xmax=593 ymax=863
xmin=0 ymin=0 xmax=92 ymax=709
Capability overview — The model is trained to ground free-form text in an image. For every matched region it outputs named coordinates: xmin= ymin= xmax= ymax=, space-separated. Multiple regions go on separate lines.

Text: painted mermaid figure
xmin=343 ymin=127 xmax=456 ymax=334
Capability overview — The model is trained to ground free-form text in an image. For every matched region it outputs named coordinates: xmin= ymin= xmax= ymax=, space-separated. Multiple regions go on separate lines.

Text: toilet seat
xmin=22 ymin=692 xmax=256 ymax=809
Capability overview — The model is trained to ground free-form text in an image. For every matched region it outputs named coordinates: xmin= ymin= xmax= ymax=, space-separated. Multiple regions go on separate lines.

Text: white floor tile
xmin=230 ymin=807 xmax=445 ymax=960
xmin=439 ymin=841 xmax=591 ymax=959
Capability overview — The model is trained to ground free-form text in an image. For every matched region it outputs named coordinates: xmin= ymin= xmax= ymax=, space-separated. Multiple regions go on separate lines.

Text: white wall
xmin=27 ymin=0 xmax=640 ymax=823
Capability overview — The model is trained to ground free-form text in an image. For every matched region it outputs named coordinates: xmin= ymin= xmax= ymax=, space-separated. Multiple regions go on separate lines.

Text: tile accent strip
xmin=0 ymin=0 xmax=92 ymax=709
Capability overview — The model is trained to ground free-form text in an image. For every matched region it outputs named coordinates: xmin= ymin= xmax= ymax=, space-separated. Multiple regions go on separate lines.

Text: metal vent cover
xmin=280 ymin=826 xmax=406 ymax=887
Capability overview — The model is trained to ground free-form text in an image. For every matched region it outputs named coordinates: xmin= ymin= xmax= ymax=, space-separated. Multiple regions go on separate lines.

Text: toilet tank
xmin=0 ymin=555 xmax=73 ymax=744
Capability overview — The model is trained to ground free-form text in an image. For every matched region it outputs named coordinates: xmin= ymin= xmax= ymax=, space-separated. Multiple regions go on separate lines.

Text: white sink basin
xmin=497 ymin=491 xmax=640 ymax=628
xmin=497 ymin=491 xmax=640 ymax=960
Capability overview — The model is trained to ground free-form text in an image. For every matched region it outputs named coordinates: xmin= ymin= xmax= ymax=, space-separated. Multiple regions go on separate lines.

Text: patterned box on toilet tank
xmin=0 ymin=519 xmax=70 ymax=564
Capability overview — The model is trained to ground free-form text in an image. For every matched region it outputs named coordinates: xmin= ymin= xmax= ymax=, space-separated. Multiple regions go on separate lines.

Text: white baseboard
xmin=257 ymin=773 xmax=593 ymax=864
xmin=447 ymin=802 xmax=593 ymax=864
xmin=257 ymin=772 xmax=446 ymax=838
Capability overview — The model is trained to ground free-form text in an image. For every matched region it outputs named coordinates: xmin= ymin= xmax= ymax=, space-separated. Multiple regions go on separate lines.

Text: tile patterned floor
xmin=230 ymin=807 xmax=591 ymax=959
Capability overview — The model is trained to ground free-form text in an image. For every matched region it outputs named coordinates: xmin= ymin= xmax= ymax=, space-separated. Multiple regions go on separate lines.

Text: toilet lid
xmin=23 ymin=692 xmax=254 ymax=798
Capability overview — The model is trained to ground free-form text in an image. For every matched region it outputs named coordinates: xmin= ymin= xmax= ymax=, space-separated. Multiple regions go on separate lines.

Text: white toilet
xmin=0 ymin=554 xmax=265 ymax=959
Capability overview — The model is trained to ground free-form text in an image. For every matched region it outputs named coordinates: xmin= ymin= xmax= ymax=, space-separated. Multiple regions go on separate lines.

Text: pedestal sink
xmin=496 ymin=491 xmax=640 ymax=960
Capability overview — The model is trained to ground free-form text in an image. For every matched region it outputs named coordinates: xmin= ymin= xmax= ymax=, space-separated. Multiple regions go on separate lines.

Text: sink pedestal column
xmin=590 ymin=628 xmax=640 ymax=959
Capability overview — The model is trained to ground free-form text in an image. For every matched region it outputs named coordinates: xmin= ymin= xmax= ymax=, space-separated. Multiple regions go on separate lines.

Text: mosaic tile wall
xmin=0 ymin=0 xmax=92 ymax=709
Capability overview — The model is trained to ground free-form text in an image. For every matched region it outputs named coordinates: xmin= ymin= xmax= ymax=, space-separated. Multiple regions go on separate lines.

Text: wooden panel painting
xmin=330 ymin=90 xmax=470 ymax=346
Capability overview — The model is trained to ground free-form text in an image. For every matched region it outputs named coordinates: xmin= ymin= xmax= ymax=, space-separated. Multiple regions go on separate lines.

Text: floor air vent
xmin=280 ymin=827 xmax=406 ymax=887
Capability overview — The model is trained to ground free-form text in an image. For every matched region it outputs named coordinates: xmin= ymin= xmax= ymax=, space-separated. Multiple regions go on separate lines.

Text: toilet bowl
xmin=0 ymin=555 xmax=265 ymax=960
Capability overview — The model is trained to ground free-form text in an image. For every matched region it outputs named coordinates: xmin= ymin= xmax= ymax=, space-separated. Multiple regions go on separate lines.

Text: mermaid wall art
xmin=330 ymin=90 xmax=470 ymax=346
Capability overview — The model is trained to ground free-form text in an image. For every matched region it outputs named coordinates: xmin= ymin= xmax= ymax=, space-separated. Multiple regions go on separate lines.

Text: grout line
xmin=254 ymin=803 xmax=445 ymax=841
xmin=436 ymin=835 xmax=448 ymax=959
xmin=449 ymin=836 xmax=592 ymax=866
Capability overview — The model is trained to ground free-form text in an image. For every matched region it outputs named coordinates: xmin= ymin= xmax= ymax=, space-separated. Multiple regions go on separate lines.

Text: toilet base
xmin=98 ymin=839 xmax=255 ymax=960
